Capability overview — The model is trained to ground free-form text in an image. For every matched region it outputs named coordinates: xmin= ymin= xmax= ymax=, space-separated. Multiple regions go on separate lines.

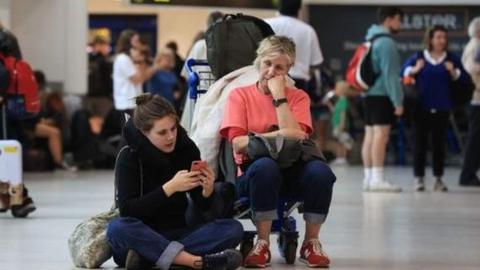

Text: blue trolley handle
xmin=186 ymin=59 xmax=210 ymax=100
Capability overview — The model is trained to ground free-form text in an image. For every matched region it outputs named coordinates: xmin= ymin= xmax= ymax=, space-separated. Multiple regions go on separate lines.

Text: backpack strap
xmin=113 ymin=145 xmax=144 ymax=209
xmin=368 ymin=33 xmax=392 ymax=43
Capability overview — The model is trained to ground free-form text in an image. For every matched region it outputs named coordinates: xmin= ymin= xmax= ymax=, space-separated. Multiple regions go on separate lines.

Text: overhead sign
xmin=130 ymin=0 xmax=276 ymax=9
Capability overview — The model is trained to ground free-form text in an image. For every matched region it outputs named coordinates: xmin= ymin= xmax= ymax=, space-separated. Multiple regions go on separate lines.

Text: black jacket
xmin=116 ymin=120 xmax=212 ymax=232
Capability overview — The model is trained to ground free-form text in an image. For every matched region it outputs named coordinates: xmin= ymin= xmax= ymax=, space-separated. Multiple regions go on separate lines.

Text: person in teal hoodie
xmin=362 ymin=7 xmax=404 ymax=192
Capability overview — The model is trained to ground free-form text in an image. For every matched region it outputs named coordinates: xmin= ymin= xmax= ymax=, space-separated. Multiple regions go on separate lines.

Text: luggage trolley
xmin=184 ymin=59 xmax=216 ymax=129
xmin=186 ymin=59 xmax=301 ymax=264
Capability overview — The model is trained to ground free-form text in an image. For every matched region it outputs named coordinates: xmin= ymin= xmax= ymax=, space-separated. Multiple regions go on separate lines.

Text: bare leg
xmin=256 ymin=220 xmax=272 ymax=243
xmin=362 ymin=126 xmax=373 ymax=167
xmin=335 ymin=142 xmax=347 ymax=158
xmin=371 ymin=125 xmax=391 ymax=167
xmin=173 ymin=251 xmax=202 ymax=269
xmin=34 ymin=122 xmax=63 ymax=164
xmin=304 ymin=222 xmax=321 ymax=243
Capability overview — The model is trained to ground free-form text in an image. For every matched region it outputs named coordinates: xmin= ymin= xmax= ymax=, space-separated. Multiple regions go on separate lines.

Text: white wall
xmin=0 ymin=0 xmax=11 ymax=29
xmin=10 ymin=0 xmax=87 ymax=95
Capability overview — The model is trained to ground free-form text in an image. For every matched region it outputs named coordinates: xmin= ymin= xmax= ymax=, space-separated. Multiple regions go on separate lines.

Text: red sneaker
xmin=244 ymin=239 xmax=271 ymax=268
xmin=299 ymin=239 xmax=330 ymax=268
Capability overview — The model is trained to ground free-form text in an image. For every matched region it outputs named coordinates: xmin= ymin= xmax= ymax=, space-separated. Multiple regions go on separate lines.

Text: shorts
xmin=363 ymin=96 xmax=395 ymax=126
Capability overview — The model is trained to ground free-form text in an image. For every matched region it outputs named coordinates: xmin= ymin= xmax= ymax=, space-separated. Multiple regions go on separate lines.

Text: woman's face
xmin=144 ymin=116 xmax=178 ymax=153
xmin=431 ymin=30 xmax=448 ymax=52
xmin=130 ymin=34 xmax=141 ymax=49
xmin=258 ymin=53 xmax=291 ymax=91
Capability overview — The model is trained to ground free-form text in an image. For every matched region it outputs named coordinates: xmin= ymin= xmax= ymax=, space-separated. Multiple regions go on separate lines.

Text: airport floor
xmin=1 ymin=165 xmax=480 ymax=270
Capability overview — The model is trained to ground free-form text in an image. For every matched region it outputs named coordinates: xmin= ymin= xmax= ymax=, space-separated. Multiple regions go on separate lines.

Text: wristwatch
xmin=272 ymin=98 xmax=288 ymax=107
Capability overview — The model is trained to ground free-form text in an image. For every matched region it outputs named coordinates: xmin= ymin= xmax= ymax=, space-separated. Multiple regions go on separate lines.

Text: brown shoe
xmin=0 ymin=182 xmax=10 ymax=212
xmin=9 ymin=184 xmax=36 ymax=218
xmin=125 ymin=250 xmax=152 ymax=270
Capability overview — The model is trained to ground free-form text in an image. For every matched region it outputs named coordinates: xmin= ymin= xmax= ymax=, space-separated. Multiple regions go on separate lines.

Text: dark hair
xmin=278 ymin=0 xmax=301 ymax=17
xmin=34 ymin=70 xmax=47 ymax=90
xmin=377 ymin=6 xmax=404 ymax=23
xmin=165 ymin=41 xmax=178 ymax=52
xmin=0 ymin=29 xmax=22 ymax=59
xmin=115 ymin=29 xmax=138 ymax=55
xmin=207 ymin=11 xmax=224 ymax=27
xmin=133 ymin=93 xmax=178 ymax=132
xmin=423 ymin=24 xmax=448 ymax=51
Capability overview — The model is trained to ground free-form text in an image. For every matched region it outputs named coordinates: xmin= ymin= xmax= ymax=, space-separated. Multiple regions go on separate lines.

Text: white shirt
xmin=113 ymin=53 xmax=142 ymax=110
xmin=265 ymin=15 xmax=324 ymax=80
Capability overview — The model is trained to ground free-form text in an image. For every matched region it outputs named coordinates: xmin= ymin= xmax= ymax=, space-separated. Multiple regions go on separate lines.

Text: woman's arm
xmin=116 ymin=150 xmax=174 ymax=220
xmin=268 ymin=76 xmax=302 ymax=131
xmin=129 ymin=63 xmax=159 ymax=85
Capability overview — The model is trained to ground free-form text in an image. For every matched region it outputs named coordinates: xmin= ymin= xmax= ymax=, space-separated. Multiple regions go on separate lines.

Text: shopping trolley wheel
xmin=278 ymin=230 xmax=298 ymax=264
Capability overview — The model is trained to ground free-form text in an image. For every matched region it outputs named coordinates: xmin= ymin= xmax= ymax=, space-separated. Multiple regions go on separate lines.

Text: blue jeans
xmin=107 ymin=217 xmax=243 ymax=270
xmin=236 ymin=158 xmax=336 ymax=223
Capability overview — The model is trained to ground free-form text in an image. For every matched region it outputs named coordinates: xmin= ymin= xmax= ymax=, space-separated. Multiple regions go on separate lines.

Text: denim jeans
xmin=236 ymin=157 xmax=336 ymax=224
xmin=106 ymin=217 xmax=243 ymax=270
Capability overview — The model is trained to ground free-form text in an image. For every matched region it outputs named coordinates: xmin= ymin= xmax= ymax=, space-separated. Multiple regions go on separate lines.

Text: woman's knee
xmin=216 ymin=219 xmax=244 ymax=245
xmin=303 ymin=161 xmax=336 ymax=187
xmin=106 ymin=217 xmax=137 ymax=238
xmin=249 ymin=157 xmax=279 ymax=173
xmin=247 ymin=158 xmax=281 ymax=186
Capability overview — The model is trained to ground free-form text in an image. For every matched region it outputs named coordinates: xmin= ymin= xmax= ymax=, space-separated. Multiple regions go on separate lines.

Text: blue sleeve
xmin=400 ymin=52 xmax=420 ymax=77
xmin=378 ymin=39 xmax=404 ymax=107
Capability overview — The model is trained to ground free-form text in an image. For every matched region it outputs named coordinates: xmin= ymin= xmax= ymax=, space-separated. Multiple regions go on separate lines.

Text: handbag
xmin=246 ymin=133 xmax=325 ymax=169
xmin=68 ymin=146 xmax=143 ymax=268
xmin=68 ymin=207 xmax=119 ymax=268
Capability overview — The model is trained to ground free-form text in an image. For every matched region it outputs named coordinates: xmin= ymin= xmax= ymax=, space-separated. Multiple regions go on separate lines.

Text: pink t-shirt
xmin=220 ymin=83 xmax=312 ymax=165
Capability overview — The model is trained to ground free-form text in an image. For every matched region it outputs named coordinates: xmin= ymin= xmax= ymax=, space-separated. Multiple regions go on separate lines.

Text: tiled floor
xmin=1 ymin=166 xmax=480 ymax=270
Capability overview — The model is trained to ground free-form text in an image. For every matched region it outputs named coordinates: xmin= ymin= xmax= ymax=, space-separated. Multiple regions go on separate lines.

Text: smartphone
xmin=190 ymin=160 xmax=207 ymax=172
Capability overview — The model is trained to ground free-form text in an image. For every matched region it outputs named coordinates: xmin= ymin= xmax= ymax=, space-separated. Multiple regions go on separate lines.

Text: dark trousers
xmin=107 ymin=217 xmax=243 ymax=270
xmin=413 ymin=109 xmax=450 ymax=177
xmin=236 ymin=158 xmax=336 ymax=223
xmin=460 ymin=105 xmax=480 ymax=183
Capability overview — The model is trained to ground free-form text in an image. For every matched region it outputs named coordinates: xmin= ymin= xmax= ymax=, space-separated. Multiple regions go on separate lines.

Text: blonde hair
xmin=253 ymin=35 xmax=296 ymax=70
xmin=468 ymin=17 xmax=480 ymax=38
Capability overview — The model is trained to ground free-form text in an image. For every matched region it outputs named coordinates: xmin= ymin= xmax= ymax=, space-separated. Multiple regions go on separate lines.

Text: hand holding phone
xmin=190 ymin=160 xmax=208 ymax=172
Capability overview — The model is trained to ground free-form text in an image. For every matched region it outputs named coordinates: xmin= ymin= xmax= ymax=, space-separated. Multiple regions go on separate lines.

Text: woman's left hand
xmin=268 ymin=75 xmax=287 ymax=99
xmin=199 ymin=166 xmax=215 ymax=198
xmin=444 ymin=61 xmax=456 ymax=77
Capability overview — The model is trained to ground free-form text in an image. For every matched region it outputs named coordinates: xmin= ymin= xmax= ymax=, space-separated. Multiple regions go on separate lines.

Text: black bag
xmin=246 ymin=134 xmax=325 ymax=169
xmin=186 ymin=181 xmax=236 ymax=225
xmin=205 ymin=13 xmax=274 ymax=79
xmin=446 ymin=52 xmax=475 ymax=107
xmin=450 ymin=74 xmax=475 ymax=107
xmin=0 ymin=58 xmax=9 ymax=98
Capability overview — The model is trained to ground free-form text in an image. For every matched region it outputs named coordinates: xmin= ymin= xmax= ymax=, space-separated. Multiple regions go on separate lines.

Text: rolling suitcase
xmin=0 ymin=103 xmax=35 ymax=217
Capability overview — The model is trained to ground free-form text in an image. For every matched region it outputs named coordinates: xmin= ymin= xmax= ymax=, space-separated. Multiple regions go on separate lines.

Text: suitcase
xmin=0 ymin=104 xmax=23 ymax=186
xmin=0 ymin=140 xmax=22 ymax=186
